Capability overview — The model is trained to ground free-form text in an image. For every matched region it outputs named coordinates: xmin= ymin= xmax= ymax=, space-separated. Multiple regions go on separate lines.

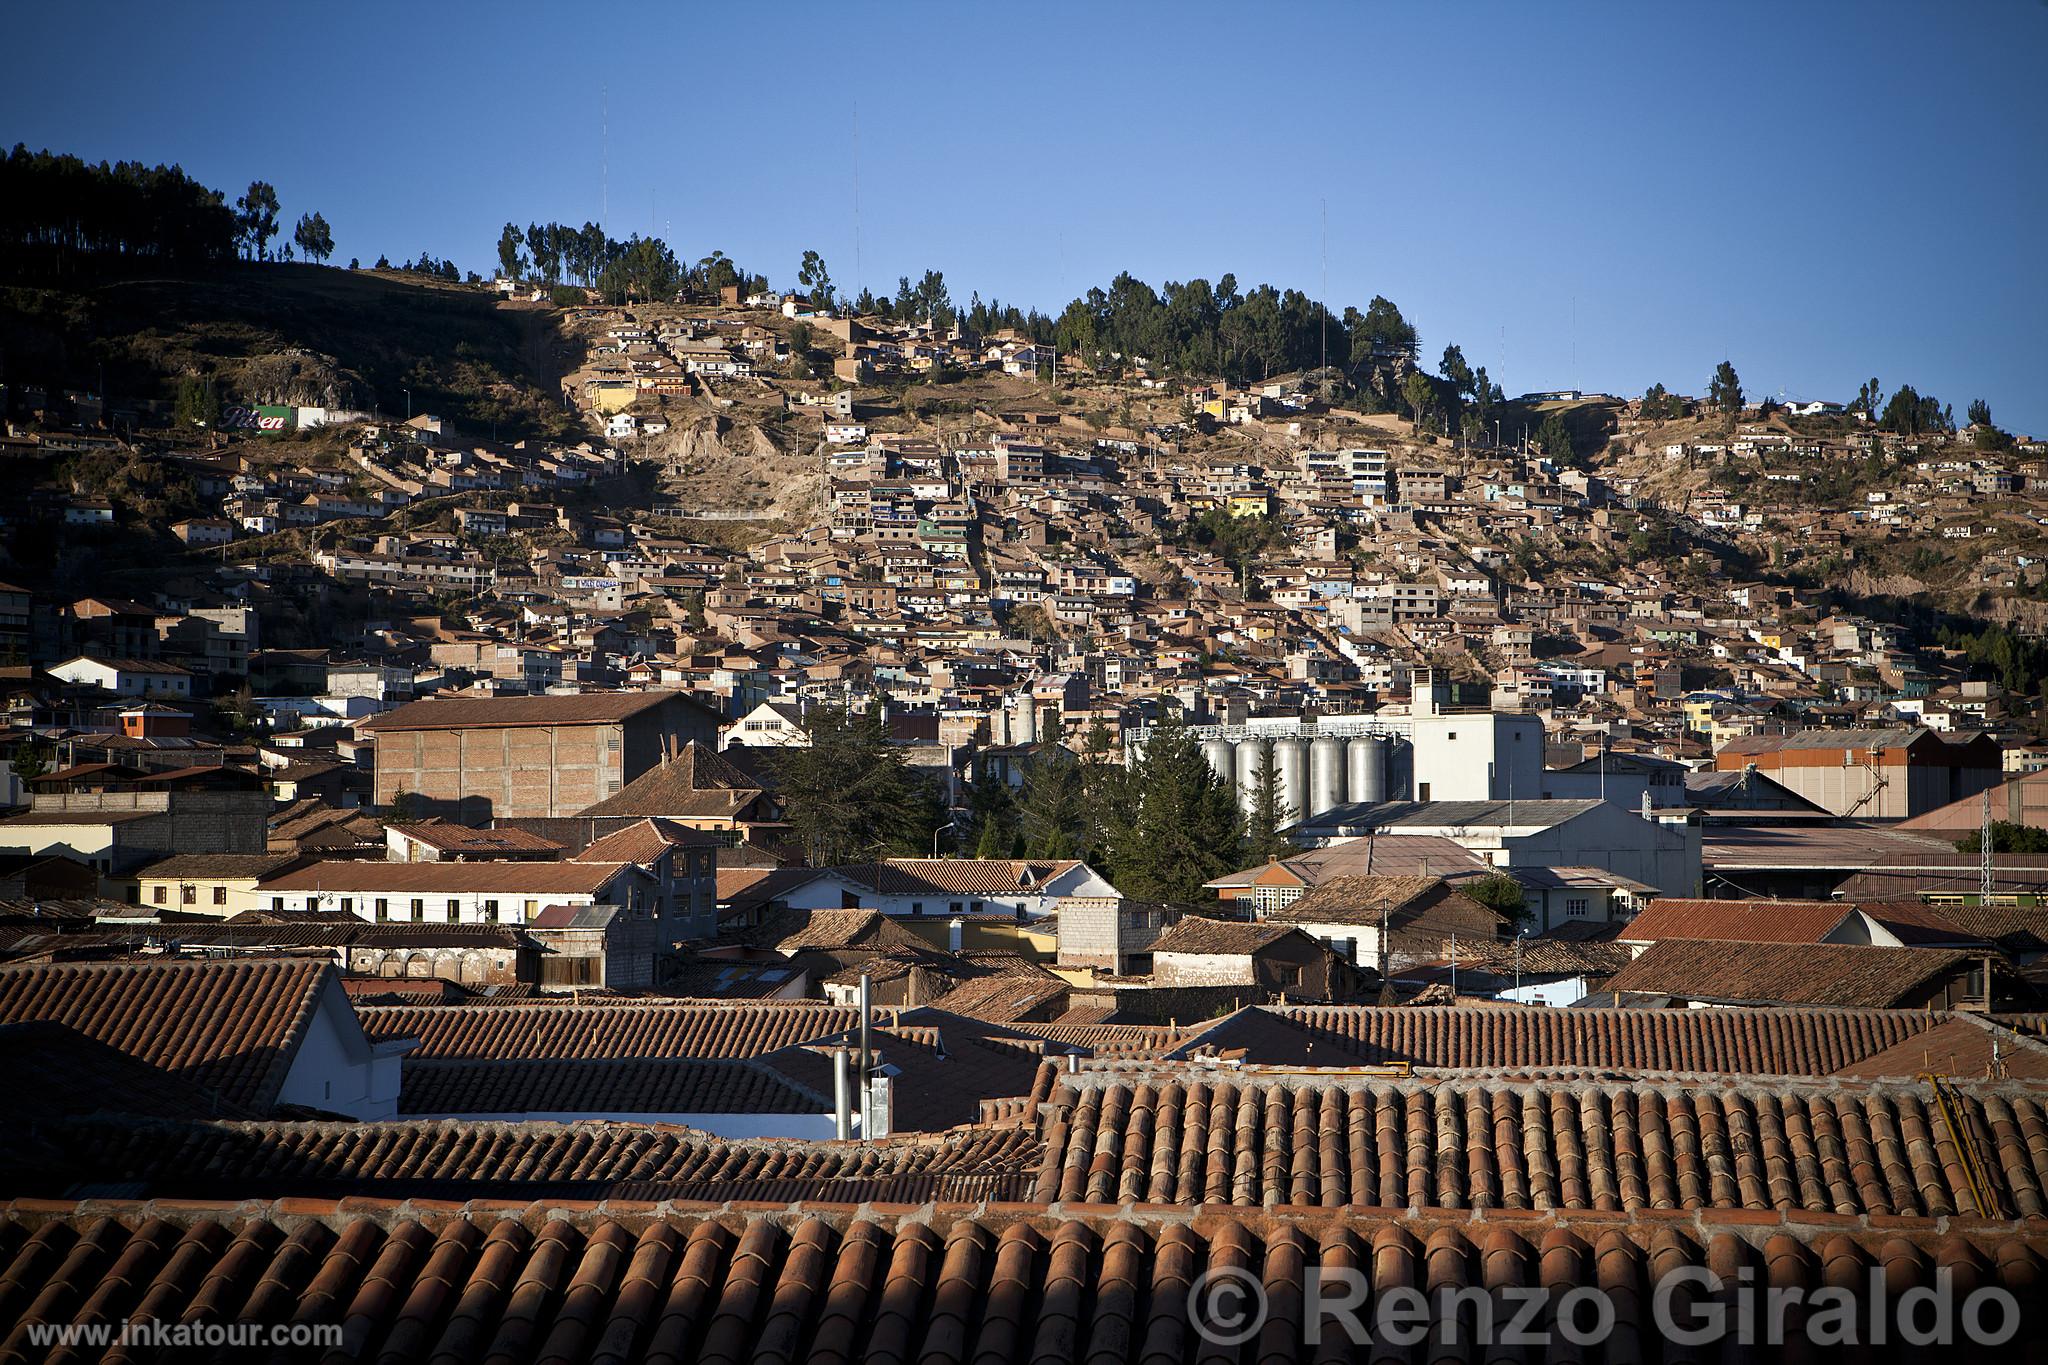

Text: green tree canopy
xmin=1956 ymin=822 xmax=2048 ymax=855
xmin=772 ymin=704 xmax=928 ymax=866
xmin=292 ymin=211 xmax=333 ymax=264
xmin=1708 ymin=361 xmax=1743 ymax=415
xmin=797 ymin=250 xmax=834 ymax=310
xmin=1018 ymin=745 xmax=1088 ymax=859
xmin=1242 ymin=742 xmax=1297 ymax=864
xmin=1105 ymin=718 xmax=1245 ymax=902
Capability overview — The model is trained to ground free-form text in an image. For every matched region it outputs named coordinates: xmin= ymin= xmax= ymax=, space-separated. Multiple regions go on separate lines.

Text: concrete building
xmin=257 ymin=858 xmax=658 ymax=929
xmin=1290 ymin=798 xmax=1702 ymax=900
xmin=1714 ymin=728 xmax=2001 ymax=820
xmin=365 ymin=691 xmax=722 ymax=822
xmin=0 ymin=788 xmax=274 ymax=889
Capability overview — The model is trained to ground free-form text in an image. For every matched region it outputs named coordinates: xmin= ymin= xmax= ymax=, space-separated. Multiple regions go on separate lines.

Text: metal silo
xmin=1202 ymin=737 xmax=1236 ymax=791
xmin=1274 ymin=736 xmax=1309 ymax=824
xmin=1349 ymin=735 xmax=1389 ymax=804
xmin=1309 ymin=735 xmax=1346 ymax=817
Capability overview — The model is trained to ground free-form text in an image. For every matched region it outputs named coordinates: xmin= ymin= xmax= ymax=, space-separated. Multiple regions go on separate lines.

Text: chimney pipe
xmin=831 ymin=1047 xmax=851 ymax=1139
xmin=857 ymin=972 xmax=873 ymax=1110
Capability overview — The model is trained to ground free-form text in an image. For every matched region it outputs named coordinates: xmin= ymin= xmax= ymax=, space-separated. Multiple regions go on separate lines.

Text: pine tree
xmin=1242 ymin=742 xmax=1296 ymax=864
xmin=1107 ymin=717 xmax=1246 ymax=902
xmin=1018 ymin=745 xmax=1087 ymax=858
xmin=772 ymin=705 xmax=923 ymax=866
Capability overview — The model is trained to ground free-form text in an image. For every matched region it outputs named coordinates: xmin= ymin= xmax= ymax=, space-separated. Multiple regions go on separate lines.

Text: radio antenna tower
xmin=851 ymin=104 xmax=863 ymax=298
xmin=1982 ymin=789 xmax=1995 ymax=900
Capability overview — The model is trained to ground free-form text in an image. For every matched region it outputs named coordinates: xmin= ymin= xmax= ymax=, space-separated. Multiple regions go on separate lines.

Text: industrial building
xmin=1713 ymin=727 xmax=2001 ymax=820
xmin=1124 ymin=688 xmax=1544 ymax=822
xmin=365 ymin=691 xmax=721 ymax=822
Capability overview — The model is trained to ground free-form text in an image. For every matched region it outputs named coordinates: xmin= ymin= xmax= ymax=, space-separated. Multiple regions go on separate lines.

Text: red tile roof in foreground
xmin=0 ymin=1200 xmax=2037 ymax=1364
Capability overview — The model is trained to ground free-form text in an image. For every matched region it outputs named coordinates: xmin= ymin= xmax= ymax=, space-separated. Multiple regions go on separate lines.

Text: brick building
xmin=364 ymin=691 xmax=721 ymax=822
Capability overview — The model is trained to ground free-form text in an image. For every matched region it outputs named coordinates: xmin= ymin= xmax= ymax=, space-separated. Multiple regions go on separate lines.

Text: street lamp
xmin=403 ymin=388 xmax=412 ymax=420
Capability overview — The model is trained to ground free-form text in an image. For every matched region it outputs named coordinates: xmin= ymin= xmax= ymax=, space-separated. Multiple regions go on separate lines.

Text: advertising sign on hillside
xmin=221 ymin=405 xmax=297 ymax=432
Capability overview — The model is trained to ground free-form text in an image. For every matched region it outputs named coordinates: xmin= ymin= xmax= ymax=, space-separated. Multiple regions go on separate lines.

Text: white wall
xmin=277 ymin=979 xmax=403 ymax=1119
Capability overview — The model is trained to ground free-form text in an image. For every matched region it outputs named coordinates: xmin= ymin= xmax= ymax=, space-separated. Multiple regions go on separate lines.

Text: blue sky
xmin=9 ymin=1 xmax=2046 ymax=431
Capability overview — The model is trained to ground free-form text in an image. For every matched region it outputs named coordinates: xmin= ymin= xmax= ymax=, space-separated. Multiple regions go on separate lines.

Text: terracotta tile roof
xmin=1032 ymin=1067 xmax=2048 ymax=1217
xmin=363 ymin=690 xmax=698 ymax=731
xmin=569 ymin=816 xmax=720 ymax=863
xmin=358 ymin=1001 xmax=862 ymax=1059
xmin=386 ymin=822 xmax=565 ymax=855
xmin=1605 ymin=940 xmax=1977 ymax=1008
xmin=0 ymin=958 xmax=331 ymax=1112
xmin=1008 ymin=1023 xmax=1196 ymax=1059
xmin=1150 ymin=917 xmax=1296 ymax=955
xmin=3 ymin=1117 xmax=1042 ymax=1202
xmin=579 ymin=740 xmax=764 ymax=819
xmin=132 ymin=853 xmax=304 ymax=881
xmin=1833 ymin=1016 xmax=2048 ymax=1083
xmin=765 ymin=909 xmax=932 ymax=954
xmin=840 ymin=858 xmax=1082 ymax=896
xmin=1243 ymin=1003 xmax=1950 ymax=1076
xmin=0 ymin=1022 xmax=260 ymax=1122
xmin=1622 ymin=898 xmax=1857 ymax=943
xmin=0 ymin=1200 xmax=2036 ymax=1360
xmin=931 ymin=973 xmax=1069 ymax=1023
xmin=1271 ymin=874 xmax=1505 ymax=930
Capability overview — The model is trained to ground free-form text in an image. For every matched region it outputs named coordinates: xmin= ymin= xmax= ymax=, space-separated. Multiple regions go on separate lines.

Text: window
xmin=483 ymin=899 xmax=499 ymax=924
xmin=212 ymin=887 xmax=227 ymax=906
xmin=446 ymin=898 xmax=460 ymax=921
xmin=411 ymin=898 xmax=424 ymax=922
xmin=911 ymin=902 xmax=925 ymax=915
xmin=152 ymin=886 xmax=168 ymax=905
xmin=1566 ymin=897 xmax=1590 ymax=919
xmin=180 ymin=885 xmax=196 ymax=906
xmin=272 ymin=896 xmax=285 ymax=911
xmin=375 ymin=898 xmax=390 ymax=922
xmin=950 ymin=902 xmax=964 ymax=915
xmin=341 ymin=898 xmax=354 ymax=915
xmin=1447 ymin=731 xmax=1458 ymax=741
xmin=1418 ymin=782 xmax=1432 ymax=801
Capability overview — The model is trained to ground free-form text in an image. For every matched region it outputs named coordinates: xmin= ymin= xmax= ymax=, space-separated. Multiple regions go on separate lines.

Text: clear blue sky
xmin=8 ymin=1 xmax=2046 ymax=432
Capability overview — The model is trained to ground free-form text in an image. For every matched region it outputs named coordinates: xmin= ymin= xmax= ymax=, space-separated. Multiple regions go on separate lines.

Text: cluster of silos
xmin=1201 ymin=732 xmax=1389 ymax=823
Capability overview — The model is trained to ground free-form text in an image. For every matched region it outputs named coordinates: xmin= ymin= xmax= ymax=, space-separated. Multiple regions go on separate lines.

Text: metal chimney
xmin=857 ymin=971 xmax=873 ymax=1108
xmin=831 ymin=1047 xmax=851 ymax=1139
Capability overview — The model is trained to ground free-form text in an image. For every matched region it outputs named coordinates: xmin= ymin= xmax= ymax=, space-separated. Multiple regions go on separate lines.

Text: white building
xmin=49 ymin=656 xmax=194 ymax=699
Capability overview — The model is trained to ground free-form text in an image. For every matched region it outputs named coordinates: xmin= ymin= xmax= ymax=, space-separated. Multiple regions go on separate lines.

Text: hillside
xmin=0 ymin=264 xmax=576 ymax=441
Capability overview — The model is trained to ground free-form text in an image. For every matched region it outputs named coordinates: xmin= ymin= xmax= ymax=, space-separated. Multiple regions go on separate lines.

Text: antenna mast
xmin=851 ymin=103 xmax=862 ymax=298
xmin=1982 ymin=789 xmax=1995 ymax=901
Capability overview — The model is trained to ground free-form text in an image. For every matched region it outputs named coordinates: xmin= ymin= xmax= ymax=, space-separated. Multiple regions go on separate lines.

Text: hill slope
xmin=0 ymin=264 xmax=575 ymax=440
